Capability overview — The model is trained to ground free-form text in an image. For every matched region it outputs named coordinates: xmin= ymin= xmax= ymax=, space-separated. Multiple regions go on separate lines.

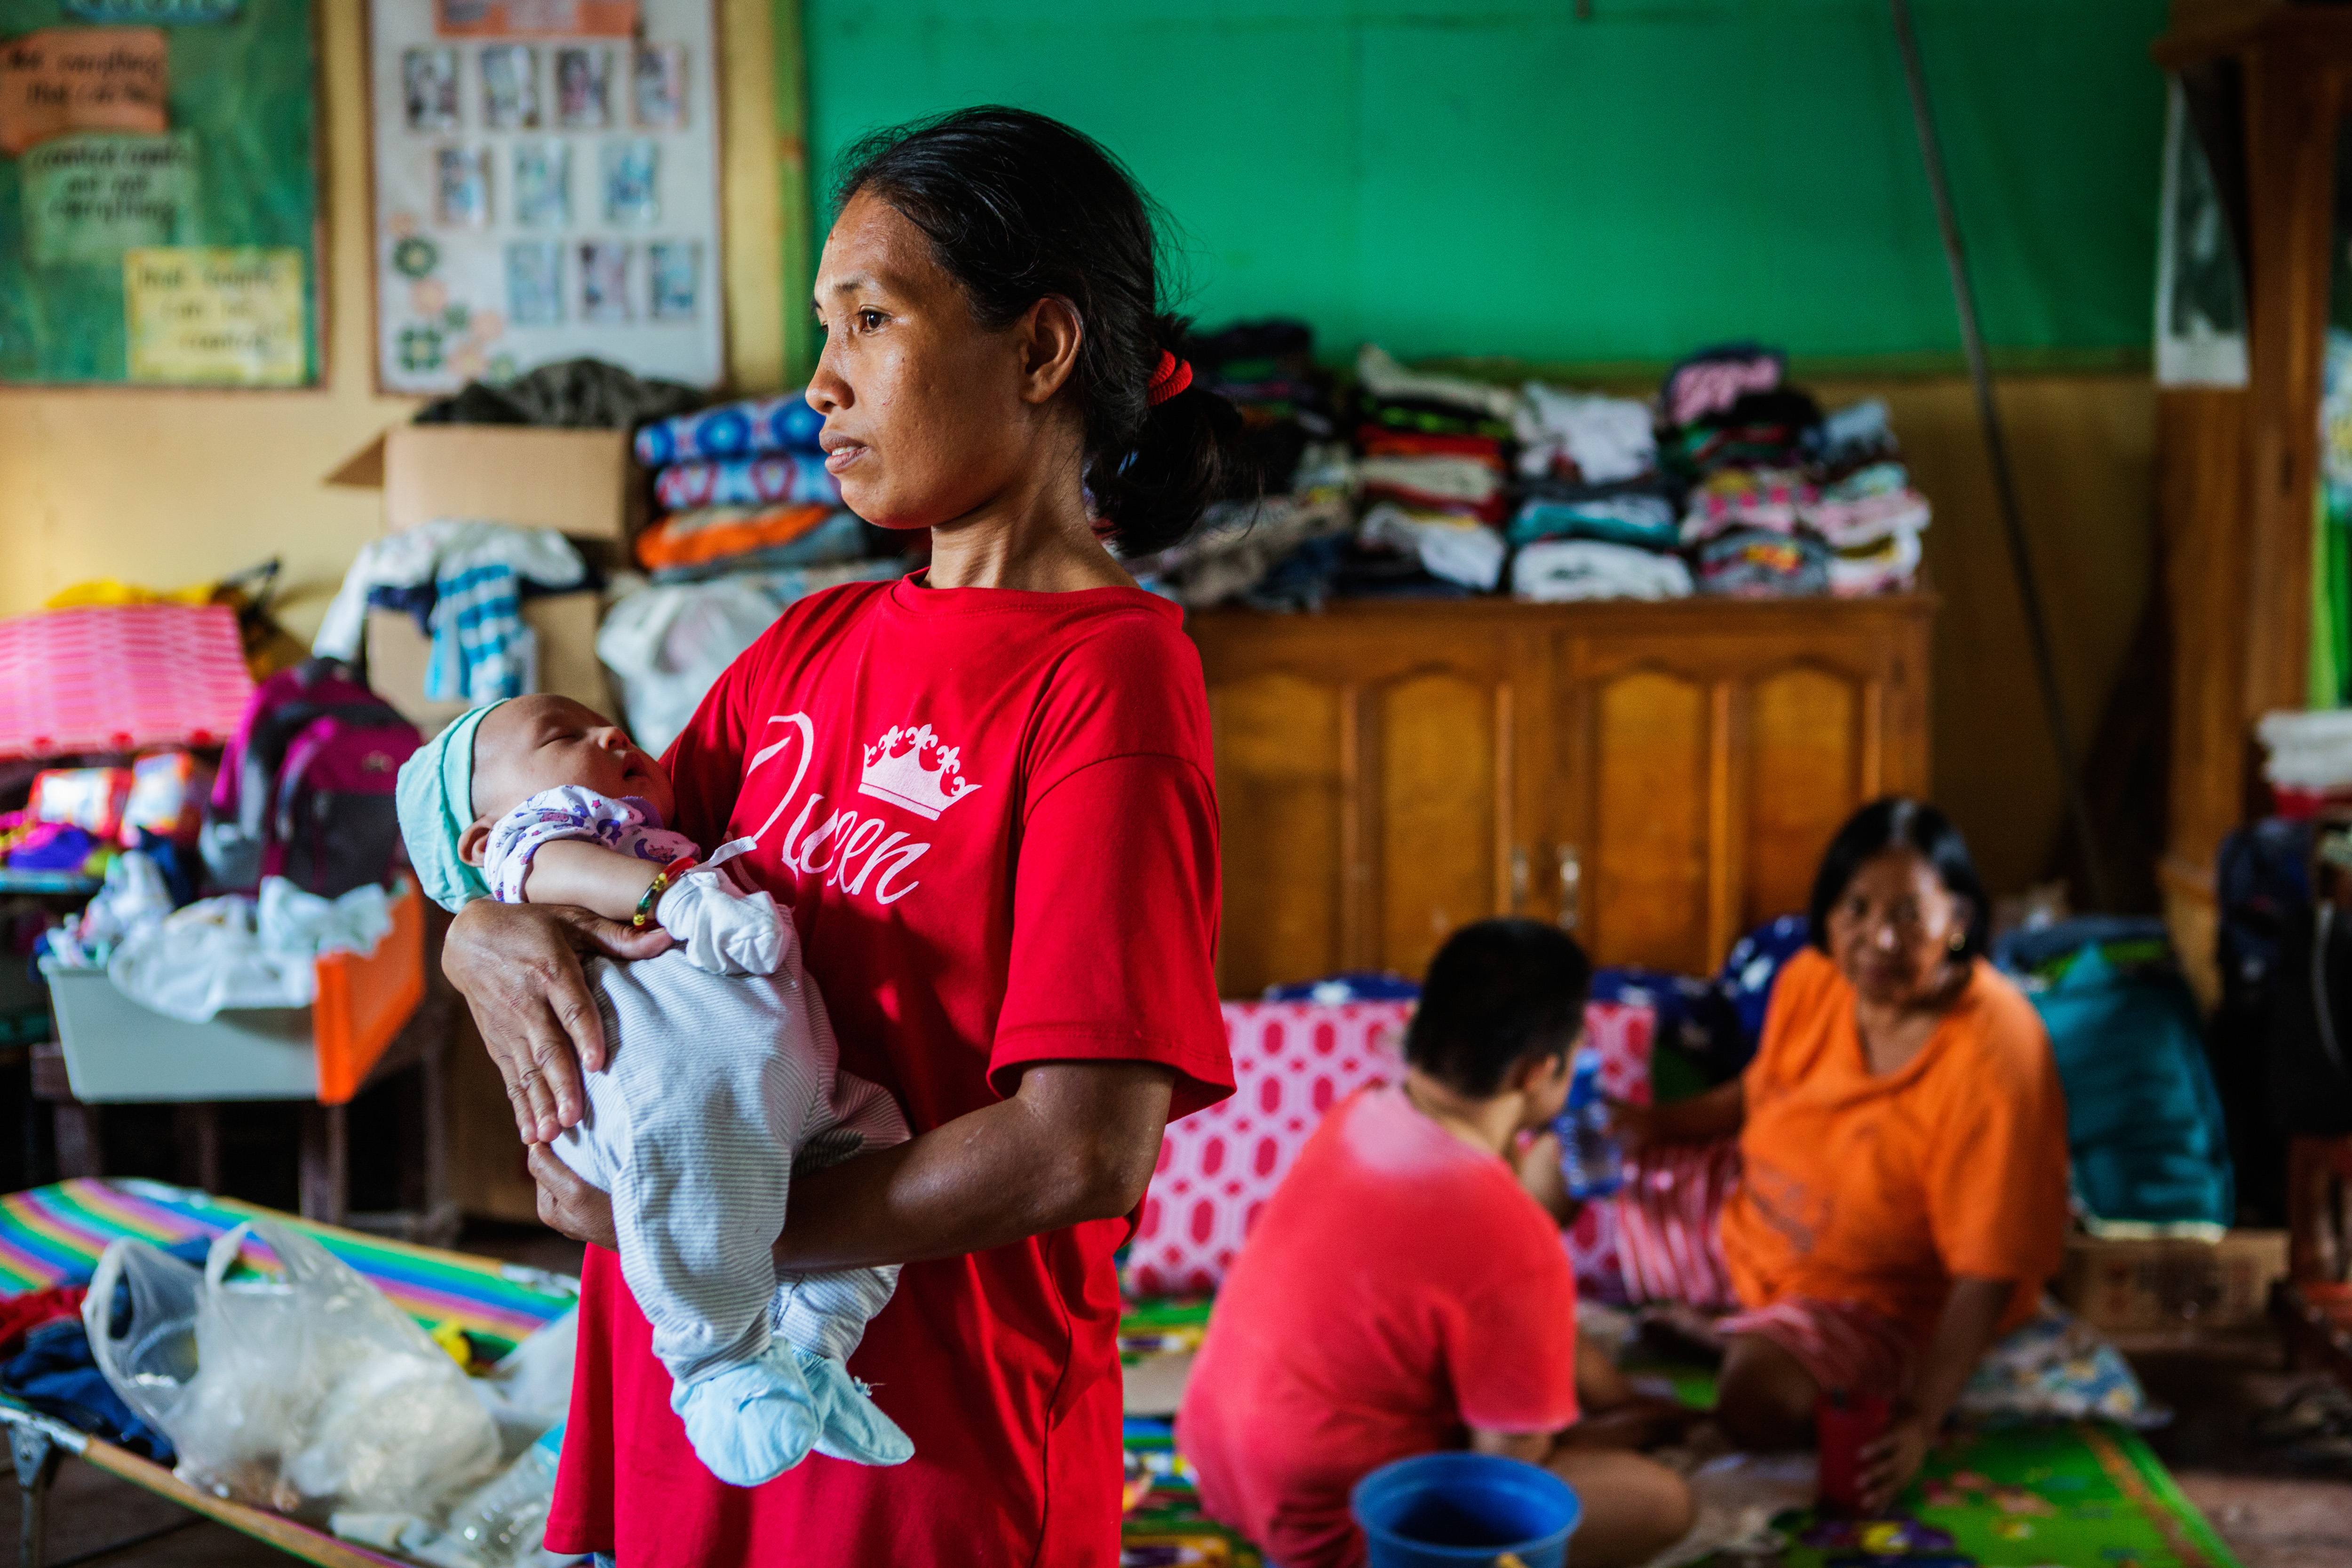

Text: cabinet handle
xmin=1510 ymin=847 xmax=1530 ymax=912
xmin=1556 ymin=844 xmax=1581 ymax=934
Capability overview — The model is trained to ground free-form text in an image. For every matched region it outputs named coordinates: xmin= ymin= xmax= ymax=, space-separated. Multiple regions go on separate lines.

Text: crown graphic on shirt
xmin=858 ymin=724 xmax=983 ymax=820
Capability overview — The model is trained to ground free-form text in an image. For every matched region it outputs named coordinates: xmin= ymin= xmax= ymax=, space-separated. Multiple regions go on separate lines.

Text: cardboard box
xmin=2058 ymin=1230 xmax=2289 ymax=1331
xmin=330 ymin=424 xmax=647 ymax=541
xmin=365 ymin=597 xmax=613 ymax=736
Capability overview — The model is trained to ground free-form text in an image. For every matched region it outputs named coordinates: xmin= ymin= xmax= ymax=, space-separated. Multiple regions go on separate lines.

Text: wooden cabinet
xmin=1188 ymin=596 xmax=1934 ymax=995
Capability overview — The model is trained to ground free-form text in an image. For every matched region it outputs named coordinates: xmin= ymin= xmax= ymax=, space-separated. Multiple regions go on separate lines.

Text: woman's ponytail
xmin=1085 ymin=314 xmax=1248 ymax=557
xmin=836 ymin=111 xmax=1253 ymax=557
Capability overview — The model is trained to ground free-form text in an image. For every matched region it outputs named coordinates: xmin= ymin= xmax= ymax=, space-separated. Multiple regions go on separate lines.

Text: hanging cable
xmin=1887 ymin=0 xmax=2112 ymax=911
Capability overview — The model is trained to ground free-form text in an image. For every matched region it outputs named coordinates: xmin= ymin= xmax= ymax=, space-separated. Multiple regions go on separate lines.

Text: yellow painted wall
xmin=0 ymin=0 xmax=787 ymax=644
xmin=0 ymin=8 xmax=2154 ymax=899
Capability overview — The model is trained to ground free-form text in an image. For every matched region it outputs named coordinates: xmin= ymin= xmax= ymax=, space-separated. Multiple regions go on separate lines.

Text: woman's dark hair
xmin=1404 ymin=919 xmax=1594 ymax=1098
xmin=834 ymin=106 xmax=1246 ymax=556
xmin=1805 ymin=796 xmax=1991 ymax=960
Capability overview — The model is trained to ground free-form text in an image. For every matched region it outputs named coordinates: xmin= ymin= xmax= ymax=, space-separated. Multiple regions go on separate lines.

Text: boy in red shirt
xmin=1178 ymin=920 xmax=1694 ymax=1568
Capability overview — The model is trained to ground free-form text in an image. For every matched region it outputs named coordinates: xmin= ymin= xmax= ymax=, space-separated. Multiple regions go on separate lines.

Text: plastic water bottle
xmin=445 ymin=1424 xmax=564 ymax=1568
xmin=1555 ymin=1046 xmax=1625 ymax=1200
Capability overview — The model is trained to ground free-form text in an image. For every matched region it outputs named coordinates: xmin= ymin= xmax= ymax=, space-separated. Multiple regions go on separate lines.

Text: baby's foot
xmin=797 ymin=1350 xmax=914 ymax=1466
xmin=670 ymin=1343 xmax=824 ymax=1487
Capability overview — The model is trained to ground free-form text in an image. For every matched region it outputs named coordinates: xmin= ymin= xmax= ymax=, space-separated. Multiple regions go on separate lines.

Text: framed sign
xmin=0 ymin=0 xmax=321 ymax=386
xmin=366 ymin=0 xmax=724 ymax=393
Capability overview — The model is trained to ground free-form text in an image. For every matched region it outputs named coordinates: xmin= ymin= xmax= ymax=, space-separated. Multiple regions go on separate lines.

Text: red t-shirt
xmin=544 ymin=576 xmax=1232 ymax=1567
xmin=1176 ymin=1085 xmax=1580 ymax=1568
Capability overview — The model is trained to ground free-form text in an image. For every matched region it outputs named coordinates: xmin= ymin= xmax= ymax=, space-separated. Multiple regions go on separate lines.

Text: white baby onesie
xmin=484 ymin=786 xmax=912 ymax=1486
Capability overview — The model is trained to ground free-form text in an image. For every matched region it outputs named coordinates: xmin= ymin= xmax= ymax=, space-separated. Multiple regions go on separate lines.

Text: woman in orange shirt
xmin=1625 ymin=798 xmax=2068 ymax=1511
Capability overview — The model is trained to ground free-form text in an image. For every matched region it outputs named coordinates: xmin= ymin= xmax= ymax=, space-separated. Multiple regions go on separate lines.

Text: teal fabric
xmin=2030 ymin=945 xmax=2233 ymax=1228
xmin=393 ymin=701 xmax=506 ymax=912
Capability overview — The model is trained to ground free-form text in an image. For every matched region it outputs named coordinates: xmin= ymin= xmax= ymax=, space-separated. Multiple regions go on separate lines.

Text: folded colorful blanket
xmin=633 ymin=502 xmax=835 ymax=571
xmin=653 ymin=454 xmax=841 ymax=512
xmin=633 ymin=394 xmax=825 ymax=467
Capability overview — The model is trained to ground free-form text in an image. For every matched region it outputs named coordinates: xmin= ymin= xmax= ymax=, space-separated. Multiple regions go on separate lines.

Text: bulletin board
xmin=367 ymin=0 xmax=724 ymax=394
xmin=0 ymin=0 xmax=321 ymax=387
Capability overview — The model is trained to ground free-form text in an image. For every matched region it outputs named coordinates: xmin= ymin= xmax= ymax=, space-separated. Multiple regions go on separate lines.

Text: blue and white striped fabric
xmin=424 ymin=560 xmax=532 ymax=703
xmin=634 ymin=393 xmax=826 ymax=467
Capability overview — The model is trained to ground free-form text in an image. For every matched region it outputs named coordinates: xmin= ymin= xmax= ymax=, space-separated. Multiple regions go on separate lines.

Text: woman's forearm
xmin=1653 ymin=1079 xmax=1746 ymax=1143
xmin=1908 ymin=1275 xmax=2013 ymax=1427
xmin=773 ymin=1060 xmax=1176 ymax=1271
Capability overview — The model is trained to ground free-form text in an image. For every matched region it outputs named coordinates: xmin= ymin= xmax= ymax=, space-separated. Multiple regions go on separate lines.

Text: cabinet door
xmin=1192 ymin=612 xmax=1532 ymax=995
xmin=1553 ymin=611 xmax=1928 ymax=974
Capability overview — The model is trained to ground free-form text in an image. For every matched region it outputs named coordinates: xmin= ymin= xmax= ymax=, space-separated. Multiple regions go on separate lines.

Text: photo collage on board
xmin=388 ymin=19 xmax=704 ymax=383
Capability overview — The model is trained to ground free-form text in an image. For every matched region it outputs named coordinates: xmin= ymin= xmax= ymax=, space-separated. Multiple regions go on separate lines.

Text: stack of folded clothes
xmin=1347 ymin=345 xmax=1518 ymax=593
xmin=1507 ymin=381 xmax=1687 ymax=602
xmin=1186 ymin=318 xmax=1340 ymax=494
xmin=1659 ymin=344 xmax=1930 ymax=598
xmin=631 ymin=394 xmax=894 ymax=584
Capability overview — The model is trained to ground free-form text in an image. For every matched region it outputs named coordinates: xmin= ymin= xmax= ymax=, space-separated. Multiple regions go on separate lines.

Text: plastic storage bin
xmin=42 ymin=882 xmax=425 ymax=1105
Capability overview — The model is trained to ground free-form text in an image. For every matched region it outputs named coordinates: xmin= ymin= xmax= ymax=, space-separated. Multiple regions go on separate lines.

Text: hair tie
xmin=1147 ymin=349 xmax=1193 ymax=406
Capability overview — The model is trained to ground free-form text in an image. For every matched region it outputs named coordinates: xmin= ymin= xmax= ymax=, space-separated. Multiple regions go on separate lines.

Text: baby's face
xmin=470 ymin=695 xmax=677 ymax=827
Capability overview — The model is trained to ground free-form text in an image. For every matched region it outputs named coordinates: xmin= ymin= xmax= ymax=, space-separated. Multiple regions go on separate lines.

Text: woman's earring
xmin=1949 ymin=931 xmax=1965 ymax=953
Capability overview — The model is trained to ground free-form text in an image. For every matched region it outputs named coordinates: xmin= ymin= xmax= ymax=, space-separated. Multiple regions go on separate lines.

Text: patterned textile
xmin=653 ymin=455 xmax=840 ymax=512
xmin=1613 ymin=1140 xmax=1743 ymax=1309
xmin=423 ymin=561 xmax=529 ymax=703
xmin=1125 ymin=1001 xmax=1411 ymax=1296
xmin=1718 ymin=1294 xmax=1919 ymax=1399
xmin=633 ymin=394 xmax=824 ymax=468
xmin=0 ymin=1179 xmax=572 ymax=1358
xmin=0 ymin=605 xmax=254 ymax=761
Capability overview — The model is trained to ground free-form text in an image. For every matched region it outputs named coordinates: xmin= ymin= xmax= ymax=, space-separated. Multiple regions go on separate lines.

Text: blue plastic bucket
xmin=1351 ymin=1452 xmax=1583 ymax=1568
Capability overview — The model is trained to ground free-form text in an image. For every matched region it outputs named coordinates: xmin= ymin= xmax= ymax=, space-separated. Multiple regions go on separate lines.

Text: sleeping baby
xmin=394 ymin=694 xmax=911 ymax=1488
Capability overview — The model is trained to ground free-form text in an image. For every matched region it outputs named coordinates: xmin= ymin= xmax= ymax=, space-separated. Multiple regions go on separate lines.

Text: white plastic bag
xmin=86 ymin=1220 xmax=501 ymax=1520
xmin=597 ymin=581 xmax=782 ymax=756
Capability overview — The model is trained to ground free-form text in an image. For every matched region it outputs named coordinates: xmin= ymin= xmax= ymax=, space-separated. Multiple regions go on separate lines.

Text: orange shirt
xmin=1720 ymin=949 xmax=2069 ymax=1342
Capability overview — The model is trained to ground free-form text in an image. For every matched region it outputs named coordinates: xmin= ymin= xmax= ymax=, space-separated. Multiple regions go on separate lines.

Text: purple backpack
xmin=203 ymin=659 xmax=422 ymax=897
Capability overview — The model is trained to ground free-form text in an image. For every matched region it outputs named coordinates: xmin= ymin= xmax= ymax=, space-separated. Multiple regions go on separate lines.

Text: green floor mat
xmin=1118 ymin=1303 xmax=2241 ymax=1568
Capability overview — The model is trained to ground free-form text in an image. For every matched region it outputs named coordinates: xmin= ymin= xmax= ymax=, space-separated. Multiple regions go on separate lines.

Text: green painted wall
xmin=799 ymin=0 xmax=2169 ymax=372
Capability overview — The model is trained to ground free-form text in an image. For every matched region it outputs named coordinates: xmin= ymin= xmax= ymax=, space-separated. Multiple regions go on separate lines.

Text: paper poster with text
xmin=124 ymin=245 xmax=305 ymax=384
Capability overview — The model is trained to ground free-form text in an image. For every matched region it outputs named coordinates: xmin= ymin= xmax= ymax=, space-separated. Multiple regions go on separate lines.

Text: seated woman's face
xmin=1823 ymin=848 xmax=1967 ymax=1007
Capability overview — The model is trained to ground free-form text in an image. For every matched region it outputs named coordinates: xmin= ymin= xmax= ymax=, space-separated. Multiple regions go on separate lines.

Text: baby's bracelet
xmin=632 ymin=858 xmax=699 ymax=928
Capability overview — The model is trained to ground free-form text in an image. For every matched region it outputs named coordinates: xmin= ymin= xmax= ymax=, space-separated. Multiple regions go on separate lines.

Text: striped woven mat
xmin=0 ymin=1179 xmax=573 ymax=1358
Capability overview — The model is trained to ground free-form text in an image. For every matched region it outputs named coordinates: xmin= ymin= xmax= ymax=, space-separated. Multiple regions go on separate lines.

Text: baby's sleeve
xmin=483 ymin=786 xmax=698 ymax=904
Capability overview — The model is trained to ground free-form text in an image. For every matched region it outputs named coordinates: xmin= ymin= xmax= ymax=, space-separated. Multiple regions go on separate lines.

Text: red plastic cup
xmin=1815 ymin=1388 xmax=1892 ymax=1513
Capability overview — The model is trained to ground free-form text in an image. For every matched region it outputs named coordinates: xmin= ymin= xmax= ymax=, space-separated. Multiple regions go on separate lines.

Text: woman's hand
xmin=528 ymin=1145 xmax=619 ymax=1251
xmin=443 ymin=899 xmax=671 ymax=1142
xmin=1857 ymin=1407 xmax=1938 ymax=1512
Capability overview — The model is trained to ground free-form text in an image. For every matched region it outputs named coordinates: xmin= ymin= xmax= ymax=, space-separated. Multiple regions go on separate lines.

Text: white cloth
xmin=105 ymin=879 xmax=393 ymax=1021
xmin=1355 ymin=455 xmax=1502 ymax=505
xmin=597 ymin=581 xmax=784 ymax=758
xmin=1359 ymin=503 xmax=1506 ymax=591
xmin=313 ymin=520 xmax=587 ymax=662
xmin=1515 ymin=384 xmax=1656 ymax=483
xmin=1355 ymin=344 xmax=1523 ymax=422
xmin=1512 ymin=539 xmax=1694 ymax=602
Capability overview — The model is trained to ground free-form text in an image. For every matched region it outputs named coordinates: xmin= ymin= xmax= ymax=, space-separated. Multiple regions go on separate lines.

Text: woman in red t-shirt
xmin=441 ymin=108 xmax=1240 ymax=1566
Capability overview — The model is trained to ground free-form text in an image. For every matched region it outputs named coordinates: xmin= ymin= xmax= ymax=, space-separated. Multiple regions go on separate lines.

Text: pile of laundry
xmin=1662 ymin=343 xmax=1931 ymax=598
xmin=1146 ymin=334 xmax=1934 ymax=611
xmin=629 ymin=394 xmax=895 ymax=588
xmin=1185 ymin=318 xmax=1342 ymax=495
xmin=40 ymin=852 xmax=394 ymax=1022
xmin=313 ymin=522 xmax=589 ymax=706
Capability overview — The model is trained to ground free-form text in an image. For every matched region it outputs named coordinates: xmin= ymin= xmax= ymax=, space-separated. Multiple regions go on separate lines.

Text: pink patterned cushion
xmin=1126 ymin=994 xmax=1741 ymax=1305
xmin=1126 ymin=1001 xmax=1411 ymax=1296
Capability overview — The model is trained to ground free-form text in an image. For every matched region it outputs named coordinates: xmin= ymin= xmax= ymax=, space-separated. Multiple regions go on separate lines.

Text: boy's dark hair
xmin=1404 ymin=918 xmax=1594 ymax=1098
xmin=834 ymin=106 xmax=1247 ymax=558
xmin=1805 ymin=796 xmax=1990 ymax=959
